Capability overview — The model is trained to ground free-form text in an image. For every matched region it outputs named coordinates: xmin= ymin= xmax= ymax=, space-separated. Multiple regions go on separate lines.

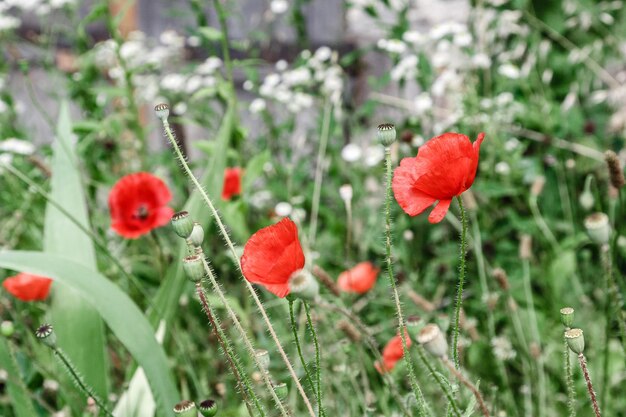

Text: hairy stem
xmin=304 ymin=301 xmax=326 ymax=417
xmin=161 ymin=118 xmax=316 ymax=416
xmin=415 ymin=347 xmax=461 ymax=417
xmin=288 ymin=299 xmax=318 ymax=408
xmin=442 ymin=357 xmax=490 ymax=417
xmin=452 ymin=196 xmax=467 ymax=369
xmin=578 ymin=354 xmax=601 ymax=417
xmin=564 ymin=338 xmax=576 ymax=417
xmin=383 ymin=147 xmax=428 ymax=415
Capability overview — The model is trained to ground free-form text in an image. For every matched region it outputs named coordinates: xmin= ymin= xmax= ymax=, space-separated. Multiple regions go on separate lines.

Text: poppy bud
xmin=154 ymin=103 xmax=170 ymax=121
xmin=182 ymin=255 xmax=205 ymax=282
xmin=406 ymin=316 xmax=425 ymax=341
xmin=377 ymin=123 xmax=397 ymax=147
xmin=35 ymin=323 xmax=56 ymax=348
xmin=417 ymin=324 xmax=448 ymax=358
xmin=172 ymin=211 xmax=194 ymax=239
xmin=0 ymin=321 xmax=14 ymax=337
xmin=579 ymin=191 xmax=594 ymax=211
xmin=584 ymin=212 xmax=610 ymax=244
xmin=339 ymin=184 xmax=353 ymax=202
xmin=255 ymin=349 xmax=270 ymax=373
xmin=560 ymin=307 xmax=574 ymax=328
xmin=288 ymin=270 xmax=319 ymax=300
xmin=564 ymin=328 xmax=585 ymax=354
xmin=198 ymin=399 xmax=218 ymax=417
xmin=189 ymin=222 xmax=204 ymax=247
xmin=274 ymin=382 xmax=288 ymax=400
xmin=173 ymin=400 xmax=197 ymax=417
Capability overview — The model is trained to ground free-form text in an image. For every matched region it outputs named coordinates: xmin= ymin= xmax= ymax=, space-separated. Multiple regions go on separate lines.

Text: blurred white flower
xmin=491 ymin=336 xmax=516 ymax=360
xmin=314 ymin=46 xmax=332 ymax=62
xmin=0 ymin=153 xmax=13 ymax=170
xmin=249 ymin=98 xmax=267 ymax=114
xmin=453 ymin=32 xmax=472 ymax=48
xmin=243 ymin=80 xmax=254 ymax=91
xmin=339 ymin=184 xmax=353 ymax=201
xmin=275 ymin=202 xmax=293 ymax=217
xmin=196 ymin=57 xmax=222 ymax=75
xmin=471 ymin=53 xmax=491 ymax=69
xmin=270 ymin=0 xmax=289 ymax=14
xmin=0 ymin=15 xmax=20 ymax=32
xmin=0 ymin=100 xmax=7 ymax=114
xmin=291 ymin=208 xmax=306 ymax=223
xmin=160 ymin=30 xmax=185 ymax=49
xmin=0 ymin=138 xmax=35 ymax=155
xmin=364 ymin=145 xmax=384 ymax=167
xmin=403 ymin=230 xmax=414 ymax=241
xmin=495 ymin=161 xmax=510 ymax=176
xmin=414 ymin=93 xmax=433 ymax=115
xmin=275 ymin=60 xmax=288 ymax=71
xmin=377 ymin=39 xmax=406 ymax=54
xmin=160 ymin=74 xmax=186 ymax=91
xmin=402 ymin=31 xmax=424 ymax=45
xmin=173 ymin=102 xmax=187 ymax=115
xmin=341 ymin=143 xmax=362 ymax=162
xmin=504 ymin=138 xmax=520 ymax=152
xmin=391 ymin=54 xmax=418 ymax=81
xmin=498 ymin=64 xmax=520 ymax=79
xmin=187 ymin=36 xmax=201 ymax=47
xmin=412 ymin=135 xmax=425 ymax=147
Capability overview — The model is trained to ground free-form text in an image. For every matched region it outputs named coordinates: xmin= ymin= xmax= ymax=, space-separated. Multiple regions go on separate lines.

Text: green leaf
xmin=242 ymin=150 xmax=270 ymax=192
xmin=0 ymin=251 xmax=180 ymax=417
xmin=44 ymin=102 xmax=109 ymax=401
xmin=198 ymin=26 xmax=223 ymax=42
xmin=0 ymin=337 xmax=37 ymax=417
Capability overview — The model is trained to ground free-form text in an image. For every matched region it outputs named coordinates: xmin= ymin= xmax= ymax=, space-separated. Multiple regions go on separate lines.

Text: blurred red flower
xmin=375 ymin=331 xmax=411 ymax=373
xmin=392 ymin=132 xmax=485 ymax=224
xmin=3 ymin=272 xmax=53 ymax=301
xmin=109 ymin=172 xmax=174 ymax=238
xmin=222 ymin=167 xmax=242 ymax=200
xmin=241 ymin=218 xmax=305 ymax=298
xmin=337 ymin=262 xmax=379 ymax=294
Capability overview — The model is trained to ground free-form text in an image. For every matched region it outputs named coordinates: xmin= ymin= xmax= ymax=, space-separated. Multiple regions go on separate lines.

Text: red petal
xmin=241 ymin=218 xmax=305 ymax=297
xmin=3 ymin=273 xmax=53 ymax=301
xmin=337 ymin=262 xmax=379 ymax=294
xmin=222 ymin=167 xmax=242 ymax=200
xmin=428 ymin=199 xmax=452 ymax=224
xmin=392 ymin=157 xmax=437 ymax=216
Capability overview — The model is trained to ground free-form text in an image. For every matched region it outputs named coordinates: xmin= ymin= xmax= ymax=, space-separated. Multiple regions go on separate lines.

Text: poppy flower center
xmin=133 ymin=204 xmax=150 ymax=220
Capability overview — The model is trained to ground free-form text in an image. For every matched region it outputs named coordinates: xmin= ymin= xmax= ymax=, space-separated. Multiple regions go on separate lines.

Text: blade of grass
xmin=0 ymin=336 xmax=37 ymax=417
xmin=43 ymin=102 xmax=109 ymax=402
xmin=0 ymin=251 xmax=180 ymax=416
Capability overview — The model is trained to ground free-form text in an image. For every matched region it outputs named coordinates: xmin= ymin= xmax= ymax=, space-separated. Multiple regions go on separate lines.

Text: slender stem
xmin=442 ymin=357 xmax=490 ymax=417
xmin=564 ymin=338 xmax=576 ymax=417
xmin=288 ymin=299 xmax=318 ymax=406
xmin=211 ymin=0 xmax=234 ymax=84
xmin=308 ymin=100 xmax=333 ymax=245
xmin=529 ymin=196 xmax=559 ymax=251
xmin=304 ymin=301 xmax=326 ymax=417
xmin=200 ymin=257 xmax=288 ymax=417
xmin=53 ymin=348 xmax=114 ymax=417
xmin=452 ymin=196 xmax=468 ymax=369
xmin=161 ymin=118 xmax=317 ymax=416
xmin=195 ymin=283 xmax=260 ymax=417
xmin=383 ymin=147 xmax=428 ymax=415
xmin=578 ymin=354 xmax=601 ymax=417
xmin=415 ymin=347 xmax=461 ymax=417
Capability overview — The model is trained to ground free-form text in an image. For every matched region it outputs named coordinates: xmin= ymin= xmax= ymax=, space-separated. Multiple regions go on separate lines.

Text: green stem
xmin=415 ymin=347 xmax=462 ymax=417
xmin=304 ymin=301 xmax=326 ymax=417
xmin=288 ymin=300 xmax=319 ymax=411
xmin=452 ymin=195 xmax=467 ymax=369
xmin=53 ymin=348 xmax=114 ymax=417
xmin=564 ymin=338 xmax=576 ymax=417
xmin=211 ymin=0 xmax=234 ymax=85
xmin=161 ymin=117 xmax=316 ymax=416
xmin=383 ymin=147 xmax=428 ymax=416
xmin=195 ymin=283 xmax=261 ymax=417
xmin=308 ymin=100 xmax=332 ymax=245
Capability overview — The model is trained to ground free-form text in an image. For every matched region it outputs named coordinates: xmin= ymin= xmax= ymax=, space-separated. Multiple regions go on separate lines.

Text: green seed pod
xmin=182 ymin=255 xmax=205 ymax=282
xmin=584 ymin=212 xmax=610 ymax=245
xmin=154 ymin=103 xmax=170 ymax=121
xmin=559 ymin=307 xmax=574 ymax=328
xmin=565 ymin=328 xmax=585 ymax=354
xmin=189 ymin=222 xmax=204 ymax=247
xmin=406 ymin=316 xmax=425 ymax=341
xmin=35 ymin=323 xmax=56 ymax=348
xmin=288 ymin=270 xmax=319 ymax=301
xmin=173 ymin=400 xmax=197 ymax=417
xmin=417 ymin=324 xmax=448 ymax=358
xmin=377 ymin=123 xmax=397 ymax=147
xmin=274 ymin=382 xmax=288 ymax=400
xmin=198 ymin=399 xmax=218 ymax=417
xmin=255 ymin=349 xmax=270 ymax=373
xmin=172 ymin=211 xmax=194 ymax=239
xmin=0 ymin=320 xmax=14 ymax=337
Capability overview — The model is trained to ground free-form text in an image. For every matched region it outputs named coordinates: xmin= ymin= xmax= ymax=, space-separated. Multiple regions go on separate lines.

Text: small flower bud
xmin=173 ymin=400 xmax=197 ymax=417
xmin=154 ymin=103 xmax=170 ymax=121
xmin=189 ymin=222 xmax=204 ymax=247
xmin=182 ymin=255 xmax=205 ymax=282
xmin=0 ymin=321 xmax=14 ymax=337
xmin=584 ymin=212 xmax=611 ymax=244
xmin=273 ymin=382 xmax=288 ymax=400
xmin=605 ymin=150 xmax=625 ymax=189
xmin=339 ymin=184 xmax=353 ymax=202
xmin=579 ymin=191 xmax=594 ymax=211
xmin=406 ymin=316 xmax=425 ymax=341
xmin=560 ymin=307 xmax=574 ymax=328
xmin=417 ymin=324 xmax=448 ymax=358
xmin=377 ymin=123 xmax=397 ymax=147
xmin=172 ymin=211 xmax=194 ymax=239
xmin=288 ymin=270 xmax=319 ymax=301
xmin=198 ymin=399 xmax=218 ymax=417
xmin=255 ymin=349 xmax=270 ymax=373
xmin=35 ymin=324 xmax=56 ymax=348
xmin=564 ymin=328 xmax=585 ymax=354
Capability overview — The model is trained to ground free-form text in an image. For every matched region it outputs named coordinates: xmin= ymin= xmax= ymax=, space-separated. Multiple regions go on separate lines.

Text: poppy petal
xmin=392 ymin=157 xmax=437 ymax=216
xmin=3 ymin=273 xmax=53 ymax=301
xmin=428 ymin=199 xmax=452 ymax=224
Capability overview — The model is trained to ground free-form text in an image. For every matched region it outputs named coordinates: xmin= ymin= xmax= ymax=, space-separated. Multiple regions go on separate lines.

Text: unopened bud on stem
xmin=377 ymin=123 xmax=397 ymax=147
xmin=35 ymin=323 xmax=56 ymax=348
xmin=417 ymin=324 xmax=448 ymax=358
xmin=154 ymin=103 xmax=170 ymax=121
xmin=565 ymin=328 xmax=585 ymax=354
xmin=172 ymin=211 xmax=194 ymax=239
xmin=173 ymin=400 xmax=197 ymax=417
xmin=560 ymin=307 xmax=574 ymax=328
xmin=182 ymin=255 xmax=205 ymax=282
xmin=198 ymin=399 xmax=218 ymax=417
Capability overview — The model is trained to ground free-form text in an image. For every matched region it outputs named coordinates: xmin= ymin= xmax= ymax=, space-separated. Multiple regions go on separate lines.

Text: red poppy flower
xmin=108 ymin=172 xmax=174 ymax=239
xmin=241 ymin=218 xmax=305 ymax=298
xmin=392 ymin=132 xmax=485 ymax=224
xmin=375 ymin=331 xmax=412 ymax=373
xmin=222 ymin=167 xmax=242 ymax=200
xmin=337 ymin=262 xmax=379 ymax=294
xmin=3 ymin=273 xmax=53 ymax=301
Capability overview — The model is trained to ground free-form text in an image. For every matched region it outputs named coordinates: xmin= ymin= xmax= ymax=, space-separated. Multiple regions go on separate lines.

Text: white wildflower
xmin=341 ymin=143 xmax=362 ymax=162
xmin=275 ymin=202 xmax=293 ymax=217
xmin=270 ymin=0 xmax=289 ymax=14
xmin=0 ymin=138 xmax=35 ymax=155
xmin=249 ymin=98 xmax=267 ymax=114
